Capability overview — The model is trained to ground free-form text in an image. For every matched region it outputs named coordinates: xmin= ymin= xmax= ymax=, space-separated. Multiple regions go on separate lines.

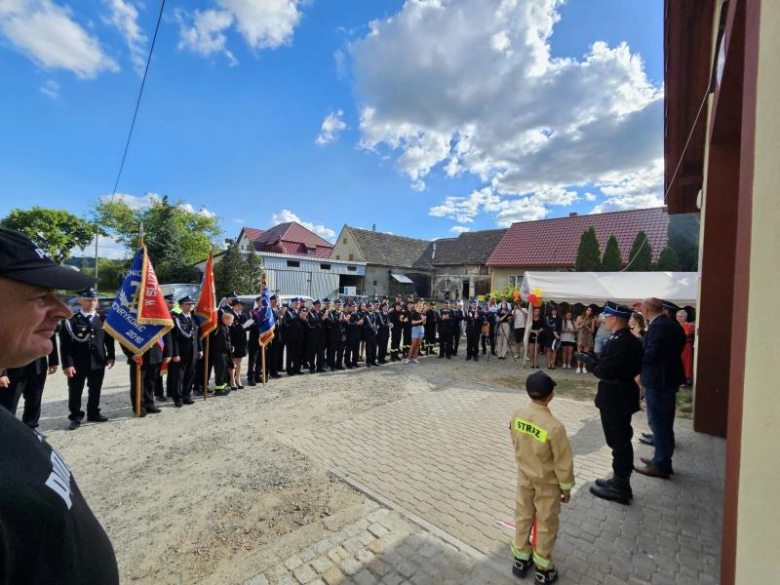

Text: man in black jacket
xmin=0 ymin=227 xmax=119 ymax=584
xmin=168 ymin=296 xmax=202 ymax=406
xmin=326 ymin=299 xmax=345 ymax=370
xmin=577 ymin=302 xmax=644 ymax=505
xmin=59 ymin=287 xmax=115 ymax=430
xmin=634 ymin=298 xmax=686 ymax=479
xmin=0 ymin=333 xmax=58 ymax=429
xmin=283 ymin=298 xmax=302 ymax=375
xmin=376 ymin=301 xmax=390 ymax=364
xmin=122 ymin=332 xmax=171 ymax=414
xmin=465 ymin=300 xmax=485 ymax=361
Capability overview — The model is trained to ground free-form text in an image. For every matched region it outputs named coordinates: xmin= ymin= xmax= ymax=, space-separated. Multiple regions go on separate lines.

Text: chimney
xmin=372 ymin=223 xmax=376 ymax=231
xmin=431 ymin=242 xmax=436 ymax=262
xmin=569 ymin=212 xmax=578 ymax=217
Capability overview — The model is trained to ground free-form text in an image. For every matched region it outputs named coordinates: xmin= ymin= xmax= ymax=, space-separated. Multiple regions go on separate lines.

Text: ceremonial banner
xmin=195 ymin=250 xmax=218 ymax=338
xmin=257 ymin=284 xmax=275 ymax=347
xmin=104 ymin=247 xmax=174 ymax=354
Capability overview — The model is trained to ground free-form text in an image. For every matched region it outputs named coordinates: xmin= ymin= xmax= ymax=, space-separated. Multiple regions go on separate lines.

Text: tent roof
xmin=520 ymin=272 xmax=698 ymax=306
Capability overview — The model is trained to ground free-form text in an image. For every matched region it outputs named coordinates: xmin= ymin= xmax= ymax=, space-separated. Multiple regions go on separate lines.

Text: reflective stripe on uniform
xmin=559 ymin=481 xmax=574 ymax=491
xmin=511 ymin=543 xmax=531 ymax=560
xmin=533 ymin=551 xmax=553 ymax=569
xmin=214 ymin=383 xmax=227 ymax=390
xmin=513 ymin=418 xmax=548 ymax=443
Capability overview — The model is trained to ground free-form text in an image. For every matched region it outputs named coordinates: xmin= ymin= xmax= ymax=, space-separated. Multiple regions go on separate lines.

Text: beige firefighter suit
xmin=509 ymin=402 xmax=575 ymax=570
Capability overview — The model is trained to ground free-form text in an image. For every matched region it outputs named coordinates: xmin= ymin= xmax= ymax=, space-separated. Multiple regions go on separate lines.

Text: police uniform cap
xmin=526 ymin=370 xmax=557 ymax=400
xmin=661 ymin=299 xmax=681 ymax=312
xmin=269 ymin=295 xmax=278 ymax=301
xmin=79 ymin=287 xmax=99 ymax=299
xmin=231 ymin=298 xmax=244 ymax=305
xmin=164 ymin=293 xmax=175 ymax=301
xmin=334 ymin=299 xmax=343 ymax=304
xmin=313 ymin=299 xmax=321 ymax=305
xmin=602 ymin=301 xmax=632 ymax=319
xmin=322 ymin=297 xmax=331 ymax=303
xmin=177 ymin=295 xmax=195 ymax=304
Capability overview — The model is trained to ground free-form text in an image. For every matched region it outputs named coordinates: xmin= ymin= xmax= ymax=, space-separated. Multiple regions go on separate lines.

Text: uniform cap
xmin=334 ymin=299 xmax=343 ymax=304
xmin=177 ymin=295 xmax=195 ymax=304
xmin=322 ymin=297 xmax=331 ymax=303
xmin=231 ymin=298 xmax=244 ymax=305
xmin=603 ymin=301 xmax=632 ymax=319
xmin=313 ymin=299 xmax=321 ymax=305
xmin=661 ymin=299 xmax=681 ymax=312
xmin=269 ymin=295 xmax=278 ymax=301
xmin=526 ymin=370 xmax=557 ymax=399
xmin=79 ymin=287 xmax=99 ymax=299
xmin=164 ymin=293 xmax=175 ymax=301
xmin=0 ymin=227 xmax=96 ymax=290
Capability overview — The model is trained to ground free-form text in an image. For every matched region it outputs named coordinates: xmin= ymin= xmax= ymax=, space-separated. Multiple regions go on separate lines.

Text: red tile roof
xmin=486 ymin=207 xmax=670 ymax=267
xmin=239 ymin=222 xmax=333 ymax=259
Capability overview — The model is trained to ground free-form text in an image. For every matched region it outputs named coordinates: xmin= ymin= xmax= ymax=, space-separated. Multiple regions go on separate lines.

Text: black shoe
xmin=446 ymin=355 xmax=451 ymax=359
xmin=534 ymin=566 xmax=558 ymax=584
xmin=86 ymin=414 xmax=109 ymax=423
xmin=247 ymin=379 xmax=257 ymax=387
xmin=317 ymin=368 xmax=327 ymax=373
xmin=438 ymin=354 xmax=446 ymax=359
xmin=466 ymin=356 xmax=472 ymax=361
xmin=174 ymin=401 xmax=183 ymax=408
xmin=590 ymin=477 xmax=631 ymax=505
xmin=639 ymin=436 xmax=655 ymax=446
xmin=512 ymin=557 xmax=533 ymax=578
xmin=237 ymin=385 xmax=245 ymax=390
xmin=474 ymin=355 xmax=479 ymax=362
xmin=155 ymin=395 xmax=167 ymax=402
xmin=214 ymin=388 xmax=232 ymax=396
xmin=594 ymin=477 xmax=633 ymax=499
xmin=146 ymin=405 xmax=161 ymax=414
xmin=641 ymin=432 xmax=653 ymax=440
xmin=183 ymin=398 xmax=195 ymax=405
xmin=270 ymin=373 xmax=281 ymax=379
xmin=67 ymin=420 xmax=80 ymax=431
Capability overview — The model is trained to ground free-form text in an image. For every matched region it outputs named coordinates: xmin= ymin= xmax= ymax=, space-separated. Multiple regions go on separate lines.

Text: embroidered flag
xmin=104 ymin=247 xmax=173 ymax=354
xmin=195 ymin=249 xmax=218 ymax=338
xmin=257 ymin=284 xmax=275 ymax=347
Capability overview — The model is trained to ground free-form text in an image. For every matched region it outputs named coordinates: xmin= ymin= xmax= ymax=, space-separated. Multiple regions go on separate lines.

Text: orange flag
xmin=195 ymin=249 xmax=218 ymax=338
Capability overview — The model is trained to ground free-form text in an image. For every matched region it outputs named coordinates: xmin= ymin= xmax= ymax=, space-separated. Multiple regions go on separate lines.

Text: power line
xmin=109 ymin=0 xmax=167 ymax=201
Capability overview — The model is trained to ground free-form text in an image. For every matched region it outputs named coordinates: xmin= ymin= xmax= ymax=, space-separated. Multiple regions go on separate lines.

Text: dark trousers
xmin=247 ymin=337 xmax=260 ymax=381
xmin=128 ymin=361 xmax=159 ymax=411
xmin=195 ymin=346 xmax=213 ymax=392
xmin=315 ymin=336 xmax=326 ymax=371
xmin=286 ymin=335 xmax=301 ymax=375
xmin=267 ymin=338 xmax=280 ymax=377
xmin=377 ymin=329 xmax=389 ymax=363
xmin=213 ymin=352 xmax=233 ymax=389
xmin=390 ymin=328 xmax=402 ymax=360
xmin=438 ymin=328 xmax=452 ymax=357
xmin=365 ymin=337 xmax=377 ymax=365
xmin=402 ymin=327 xmax=411 ymax=356
xmin=645 ymin=387 xmax=676 ymax=473
xmin=327 ymin=335 xmax=342 ymax=368
xmin=481 ymin=328 xmax=495 ymax=354
xmin=424 ymin=325 xmax=436 ymax=354
xmin=68 ymin=366 xmax=105 ymax=421
xmin=466 ymin=332 xmax=480 ymax=359
xmin=168 ymin=356 xmax=196 ymax=402
xmin=345 ymin=337 xmax=360 ymax=367
xmin=599 ymin=408 xmax=635 ymax=479
xmin=451 ymin=325 xmax=461 ymax=354
xmin=0 ymin=370 xmax=46 ymax=428
xmin=277 ymin=339 xmax=286 ymax=372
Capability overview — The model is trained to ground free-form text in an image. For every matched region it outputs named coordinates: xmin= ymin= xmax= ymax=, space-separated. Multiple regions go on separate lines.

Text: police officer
xmin=576 ymin=302 xmax=644 ymax=505
xmin=437 ymin=301 xmax=453 ymax=359
xmin=168 ymin=295 xmax=202 ymax=406
xmin=0 ymin=333 xmax=58 ymax=430
xmin=60 ymin=287 xmax=115 ymax=430
xmin=303 ymin=300 xmax=326 ymax=373
xmin=376 ymin=301 xmax=391 ymax=364
xmin=465 ymin=299 xmax=484 ymax=361
xmin=283 ymin=298 xmax=302 ymax=375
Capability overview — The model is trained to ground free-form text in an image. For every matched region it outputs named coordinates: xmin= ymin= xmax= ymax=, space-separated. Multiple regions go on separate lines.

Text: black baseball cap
xmin=0 ymin=227 xmax=97 ymax=290
xmin=525 ymin=370 xmax=557 ymax=400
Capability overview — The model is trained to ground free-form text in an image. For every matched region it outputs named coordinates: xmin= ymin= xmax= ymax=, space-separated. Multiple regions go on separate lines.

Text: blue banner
xmin=103 ymin=247 xmax=173 ymax=355
xmin=257 ymin=286 xmax=275 ymax=347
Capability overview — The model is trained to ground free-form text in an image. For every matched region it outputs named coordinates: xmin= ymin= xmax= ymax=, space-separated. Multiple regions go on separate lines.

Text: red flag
xmin=137 ymin=247 xmax=174 ymax=326
xmin=196 ymin=249 xmax=218 ymax=338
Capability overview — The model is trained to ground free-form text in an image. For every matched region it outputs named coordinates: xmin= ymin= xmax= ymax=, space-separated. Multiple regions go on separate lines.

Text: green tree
xmin=626 ymin=231 xmax=653 ymax=271
xmin=213 ymin=247 xmax=263 ymax=300
xmin=1 ymin=207 xmax=95 ymax=263
xmin=668 ymin=213 xmax=700 ymax=271
xmin=601 ymin=235 xmax=623 ymax=271
xmin=574 ymin=227 xmax=602 ymax=271
xmin=95 ymin=194 xmax=222 ymax=281
xmin=656 ymin=246 xmax=682 ymax=271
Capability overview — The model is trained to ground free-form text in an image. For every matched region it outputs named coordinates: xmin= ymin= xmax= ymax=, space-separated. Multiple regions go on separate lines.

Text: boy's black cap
xmin=526 ymin=370 xmax=557 ymax=399
xmin=0 ymin=227 xmax=97 ymax=290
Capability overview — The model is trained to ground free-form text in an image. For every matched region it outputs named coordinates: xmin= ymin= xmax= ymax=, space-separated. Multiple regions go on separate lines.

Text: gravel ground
xmin=34 ymin=346 xmax=593 ymax=583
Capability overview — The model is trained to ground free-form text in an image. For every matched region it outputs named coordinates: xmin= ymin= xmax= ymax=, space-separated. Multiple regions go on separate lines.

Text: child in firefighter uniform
xmin=509 ymin=370 xmax=574 ymax=584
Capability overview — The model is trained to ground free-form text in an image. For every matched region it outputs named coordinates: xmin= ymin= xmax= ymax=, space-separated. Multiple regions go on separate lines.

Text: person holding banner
xmin=0 ymin=227 xmax=120 ymax=584
xmin=168 ymin=296 xmax=202 ymax=406
xmin=212 ymin=312 xmax=235 ymax=396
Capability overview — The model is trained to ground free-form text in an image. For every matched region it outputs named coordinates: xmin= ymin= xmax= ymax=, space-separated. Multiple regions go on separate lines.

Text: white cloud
xmin=429 ymin=187 xmax=503 ymax=224
xmin=315 ymin=109 xmax=347 ymax=146
xmin=350 ymin=0 xmax=663 ymax=224
xmin=334 ymin=48 xmax=346 ymax=78
xmin=271 ymin=209 xmax=336 ymax=240
xmin=99 ymin=193 xmax=218 ymax=218
xmin=176 ymin=8 xmax=237 ymax=65
xmin=103 ymin=0 xmax=147 ymax=74
xmin=177 ymin=0 xmax=303 ymax=62
xmin=450 ymin=225 xmax=470 ymax=234
xmin=177 ymin=202 xmax=218 ymax=218
xmin=591 ymin=159 xmax=664 ymax=213
xmin=0 ymin=0 xmax=119 ymax=78
xmin=584 ymin=192 xmax=597 ymax=202
xmin=40 ymin=79 xmax=59 ymax=98
xmin=232 ymin=218 xmax=245 ymax=224
xmin=82 ymin=233 xmax=128 ymax=260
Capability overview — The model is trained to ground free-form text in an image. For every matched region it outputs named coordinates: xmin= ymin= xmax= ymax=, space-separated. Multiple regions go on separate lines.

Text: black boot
xmin=590 ymin=476 xmax=632 ymax=505
xmin=534 ymin=566 xmax=558 ymax=584
xmin=512 ymin=557 xmax=533 ymax=578
xmin=594 ymin=476 xmax=634 ymax=500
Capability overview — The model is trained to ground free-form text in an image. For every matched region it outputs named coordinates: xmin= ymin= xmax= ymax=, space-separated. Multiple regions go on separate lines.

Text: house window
xmin=320 ymin=263 xmax=331 ymax=270
xmin=306 ymin=248 xmax=315 ymax=255
xmin=335 ymin=255 xmax=341 ymax=260
xmin=343 ymin=238 xmax=347 ymax=244
xmin=348 ymin=253 xmax=354 ymax=261
xmin=373 ymin=280 xmax=377 ymax=286
xmin=347 ymin=265 xmax=357 ymax=272
xmin=287 ymin=260 xmax=300 ymax=268
xmin=508 ymin=275 xmax=524 ymax=288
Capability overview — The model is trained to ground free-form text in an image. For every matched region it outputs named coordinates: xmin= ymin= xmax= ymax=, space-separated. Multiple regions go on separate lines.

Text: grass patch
xmin=676 ymin=387 xmax=693 ymax=419
xmin=479 ymin=371 xmax=599 ymax=403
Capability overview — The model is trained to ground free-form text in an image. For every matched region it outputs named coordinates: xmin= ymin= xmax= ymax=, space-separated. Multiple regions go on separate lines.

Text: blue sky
xmin=0 ymin=0 xmax=664 ymax=257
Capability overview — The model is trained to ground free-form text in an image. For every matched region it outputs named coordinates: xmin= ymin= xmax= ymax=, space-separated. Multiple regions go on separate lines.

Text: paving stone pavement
xmin=243 ymin=507 xmax=516 ymax=585
xmin=285 ymin=380 xmax=725 ymax=585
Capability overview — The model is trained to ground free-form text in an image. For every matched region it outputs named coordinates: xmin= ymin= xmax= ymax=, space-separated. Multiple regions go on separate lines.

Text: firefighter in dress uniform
xmin=283 ymin=298 xmax=302 ymax=375
xmin=376 ymin=301 xmax=391 ymax=364
xmin=388 ymin=301 xmax=403 ymax=361
xmin=168 ymin=295 xmax=202 ymax=406
xmin=465 ymin=299 xmax=485 ymax=361
xmin=326 ymin=299 xmax=345 ymax=370
xmin=59 ymin=288 xmax=115 ymax=430
xmin=436 ymin=301 xmax=453 ymax=359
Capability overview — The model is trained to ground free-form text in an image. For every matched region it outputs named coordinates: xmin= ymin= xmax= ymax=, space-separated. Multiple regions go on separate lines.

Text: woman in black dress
xmin=528 ymin=307 xmax=544 ymax=368
xmin=228 ymin=299 xmax=249 ymax=389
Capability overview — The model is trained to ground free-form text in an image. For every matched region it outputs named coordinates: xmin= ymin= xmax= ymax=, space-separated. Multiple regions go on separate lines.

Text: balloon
xmin=532 ymin=287 xmax=543 ymax=297
xmin=527 ymin=293 xmax=538 ymax=305
xmin=533 ymin=298 xmax=543 ymax=308
xmin=513 ymin=290 xmax=521 ymax=302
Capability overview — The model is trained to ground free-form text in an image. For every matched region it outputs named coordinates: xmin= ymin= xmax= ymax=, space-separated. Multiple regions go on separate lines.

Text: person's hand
xmin=63 ymin=366 xmax=76 ymax=378
xmin=133 ymin=355 xmax=142 ymax=364
xmin=561 ymin=490 xmax=571 ymax=504
xmin=0 ymin=376 xmax=9 ymax=388
xmin=107 ymin=359 xmax=115 ymax=369
xmin=172 ymin=356 xmax=181 ymax=363
xmin=197 ymin=351 xmax=203 ymax=359
xmin=164 ymin=357 xmax=171 ymax=365
xmin=48 ymin=365 xmax=58 ymax=375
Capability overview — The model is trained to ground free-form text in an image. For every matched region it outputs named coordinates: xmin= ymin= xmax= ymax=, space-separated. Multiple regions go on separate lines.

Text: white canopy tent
xmin=520 ymin=271 xmax=699 ymax=307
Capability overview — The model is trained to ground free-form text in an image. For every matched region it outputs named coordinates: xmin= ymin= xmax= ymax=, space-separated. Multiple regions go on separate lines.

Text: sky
xmin=0 ymin=0 xmax=664 ymax=258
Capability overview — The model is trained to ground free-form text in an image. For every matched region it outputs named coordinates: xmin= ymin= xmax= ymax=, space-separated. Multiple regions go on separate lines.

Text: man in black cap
xmin=376 ymin=301 xmax=391 ymax=364
xmin=451 ymin=300 xmax=464 ymax=355
xmin=344 ymin=302 xmax=362 ymax=369
xmin=465 ymin=299 xmax=485 ymax=361
xmin=153 ymin=293 xmax=177 ymax=401
xmin=436 ymin=301 xmax=453 ymax=359
xmin=283 ymin=297 xmax=302 ymax=376
xmin=59 ymin=287 xmax=115 ymax=430
xmin=388 ymin=300 xmax=403 ymax=361
xmin=363 ymin=301 xmax=379 ymax=367
xmin=168 ymin=295 xmax=202 ymax=406
xmin=0 ymin=227 xmax=119 ymax=584
xmin=576 ymin=302 xmax=644 ymax=504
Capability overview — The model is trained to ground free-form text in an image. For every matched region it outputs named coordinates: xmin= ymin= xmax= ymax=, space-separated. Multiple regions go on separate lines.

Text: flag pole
xmin=261 ymin=344 xmax=266 ymax=387
xmin=203 ymin=336 xmax=209 ymax=400
xmin=136 ymin=223 xmax=144 ymax=417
